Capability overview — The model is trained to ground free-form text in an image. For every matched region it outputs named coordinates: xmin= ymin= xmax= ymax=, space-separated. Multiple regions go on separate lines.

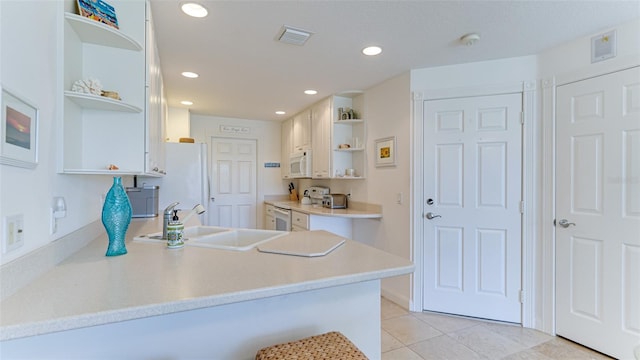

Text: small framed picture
xmin=374 ymin=136 xmax=396 ymax=167
xmin=1 ymin=87 xmax=39 ymax=168
xmin=77 ymin=0 xmax=119 ymax=29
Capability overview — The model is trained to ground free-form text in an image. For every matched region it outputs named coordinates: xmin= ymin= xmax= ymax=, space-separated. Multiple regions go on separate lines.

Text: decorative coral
xmin=71 ymin=78 xmax=103 ymax=95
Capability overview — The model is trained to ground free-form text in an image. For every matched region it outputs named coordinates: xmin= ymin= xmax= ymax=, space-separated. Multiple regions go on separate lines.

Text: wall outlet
xmin=3 ymin=214 xmax=24 ymax=253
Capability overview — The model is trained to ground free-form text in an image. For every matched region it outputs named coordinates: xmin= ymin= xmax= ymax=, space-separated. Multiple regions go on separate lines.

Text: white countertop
xmin=0 ymin=218 xmax=412 ymax=341
xmin=266 ymin=200 xmax=382 ymax=219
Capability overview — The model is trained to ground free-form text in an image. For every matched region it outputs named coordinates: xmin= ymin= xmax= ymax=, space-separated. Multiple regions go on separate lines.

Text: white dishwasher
xmin=273 ymin=205 xmax=292 ymax=231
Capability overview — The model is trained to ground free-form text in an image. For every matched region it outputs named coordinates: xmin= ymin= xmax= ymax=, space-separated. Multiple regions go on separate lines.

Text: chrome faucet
xmin=162 ymin=202 xmax=180 ymax=240
xmin=181 ymin=204 xmax=206 ymax=224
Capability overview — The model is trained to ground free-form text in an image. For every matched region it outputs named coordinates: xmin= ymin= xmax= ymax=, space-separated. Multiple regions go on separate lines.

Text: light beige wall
xmin=538 ymin=18 xmax=639 ymax=79
xmin=165 ymin=107 xmax=190 ymax=142
xmin=354 ymin=72 xmax=413 ymax=306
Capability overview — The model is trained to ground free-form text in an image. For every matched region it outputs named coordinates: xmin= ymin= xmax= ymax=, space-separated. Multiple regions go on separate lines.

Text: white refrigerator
xmin=157 ymin=142 xmax=209 ymax=225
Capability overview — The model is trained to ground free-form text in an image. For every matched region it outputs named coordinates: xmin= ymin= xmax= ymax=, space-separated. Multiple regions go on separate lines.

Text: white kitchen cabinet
xmin=291 ymin=110 xmax=311 ymax=152
xmin=283 ymin=95 xmax=365 ymax=180
xmin=291 ymin=210 xmax=309 ymax=230
xmin=281 ymin=118 xmax=292 ymax=179
xmin=59 ymin=0 xmax=165 ymax=176
xmin=291 ymin=210 xmax=352 ymax=238
xmin=311 ymin=97 xmax=331 ymax=179
xmin=310 ymin=95 xmax=366 ymax=179
xmin=145 ymin=4 xmax=166 ymax=176
xmin=264 ymin=204 xmax=276 ymax=230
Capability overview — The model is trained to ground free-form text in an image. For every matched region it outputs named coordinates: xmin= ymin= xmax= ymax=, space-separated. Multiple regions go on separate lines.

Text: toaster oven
xmin=322 ymin=194 xmax=348 ymax=209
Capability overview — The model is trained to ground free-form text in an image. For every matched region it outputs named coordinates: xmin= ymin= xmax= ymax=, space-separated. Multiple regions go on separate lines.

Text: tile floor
xmin=380 ymin=297 xmax=613 ymax=360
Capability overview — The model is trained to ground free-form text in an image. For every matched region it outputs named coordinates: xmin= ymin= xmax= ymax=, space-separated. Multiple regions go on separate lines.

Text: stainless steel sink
xmin=133 ymin=226 xmax=287 ymax=251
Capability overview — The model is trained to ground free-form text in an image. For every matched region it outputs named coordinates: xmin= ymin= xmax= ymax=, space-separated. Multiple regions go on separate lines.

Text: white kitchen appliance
xmin=305 ymin=186 xmax=330 ymax=205
xmin=152 ymin=142 xmax=209 ymax=225
xmin=289 ymin=150 xmax=312 ymax=178
xmin=273 ymin=206 xmax=292 ymax=231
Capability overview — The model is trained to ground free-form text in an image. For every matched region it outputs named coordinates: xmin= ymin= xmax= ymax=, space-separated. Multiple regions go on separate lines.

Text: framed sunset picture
xmin=1 ymin=87 xmax=39 ymax=168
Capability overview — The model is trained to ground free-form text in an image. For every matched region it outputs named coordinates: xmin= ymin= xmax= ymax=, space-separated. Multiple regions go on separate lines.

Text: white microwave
xmin=290 ymin=150 xmax=312 ymax=178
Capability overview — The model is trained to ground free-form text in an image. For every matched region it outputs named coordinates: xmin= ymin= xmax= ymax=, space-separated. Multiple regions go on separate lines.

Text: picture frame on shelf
xmin=374 ymin=136 xmax=396 ymax=167
xmin=77 ymin=0 xmax=119 ymax=29
xmin=1 ymin=87 xmax=39 ymax=169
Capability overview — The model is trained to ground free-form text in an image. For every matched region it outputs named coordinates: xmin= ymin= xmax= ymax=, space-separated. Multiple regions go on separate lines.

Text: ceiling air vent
xmin=277 ymin=25 xmax=313 ymax=46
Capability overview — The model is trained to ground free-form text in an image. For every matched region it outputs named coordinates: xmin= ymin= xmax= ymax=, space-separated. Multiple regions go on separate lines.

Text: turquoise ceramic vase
xmin=102 ymin=177 xmax=132 ymax=256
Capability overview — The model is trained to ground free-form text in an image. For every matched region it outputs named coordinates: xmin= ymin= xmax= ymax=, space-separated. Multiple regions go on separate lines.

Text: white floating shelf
xmin=65 ymin=13 xmax=142 ymax=51
xmin=65 ymin=91 xmax=142 ymax=112
xmin=333 ymin=176 xmax=365 ymax=180
xmin=334 ymin=119 xmax=364 ymax=124
xmin=334 ymin=147 xmax=365 ymax=152
xmin=63 ymin=168 xmax=142 ymax=175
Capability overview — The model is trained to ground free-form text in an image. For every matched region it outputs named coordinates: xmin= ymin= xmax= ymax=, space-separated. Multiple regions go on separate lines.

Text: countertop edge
xmin=0 ymin=264 xmax=413 ymax=341
xmin=265 ymin=200 xmax=382 ymax=219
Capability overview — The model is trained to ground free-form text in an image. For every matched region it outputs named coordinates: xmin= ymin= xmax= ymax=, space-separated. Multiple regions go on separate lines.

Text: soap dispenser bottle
xmin=167 ymin=210 xmax=184 ymax=248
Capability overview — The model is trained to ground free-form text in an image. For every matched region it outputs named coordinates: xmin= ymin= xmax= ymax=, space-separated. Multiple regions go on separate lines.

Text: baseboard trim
xmin=381 ymin=288 xmax=411 ymax=311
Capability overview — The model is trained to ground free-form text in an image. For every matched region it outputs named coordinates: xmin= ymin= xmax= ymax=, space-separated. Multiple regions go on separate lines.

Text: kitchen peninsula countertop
xmin=265 ymin=200 xmax=382 ymax=219
xmin=0 ymin=217 xmax=411 ymax=341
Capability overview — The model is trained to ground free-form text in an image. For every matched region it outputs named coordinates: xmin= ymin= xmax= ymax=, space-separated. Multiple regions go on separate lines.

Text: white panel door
xmin=209 ymin=138 xmax=257 ymax=228
xmin=556 ymin=67 xmax=640 ymax=360
xmin=423 ymin=93 xmax=523 ymax=323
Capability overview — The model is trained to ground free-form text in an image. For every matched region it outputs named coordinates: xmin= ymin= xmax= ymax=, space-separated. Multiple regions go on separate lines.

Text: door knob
xmin=425 ymin=212 xmax=441 ymax=220
xmin=557 ymin=219 xmax=576 ymax=228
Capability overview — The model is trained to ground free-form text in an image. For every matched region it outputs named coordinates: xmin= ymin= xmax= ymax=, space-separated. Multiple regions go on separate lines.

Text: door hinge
xmin=519 ymin=201 xmax=525 ymax=214
xmin=520 ymin=112 xmax=525 ymax=125
xmin=519 ymin=290 xmax=525 ymax=303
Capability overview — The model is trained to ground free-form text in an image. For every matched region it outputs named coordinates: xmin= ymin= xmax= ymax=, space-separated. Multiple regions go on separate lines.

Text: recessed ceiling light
xmin=275 ymin=111 xmax=286 ymax=115
xmin=304 ymin=89 xmax=318 ymax=95
xmin=181 ymin=71 xmax=199 ymax=78
xmin=181 ymin=100 xmax=193 ymax=106
xmin=362 ymin=46 xmax=382 ymax=56
xmin=181 ymin=2 xmax=208 ymax=18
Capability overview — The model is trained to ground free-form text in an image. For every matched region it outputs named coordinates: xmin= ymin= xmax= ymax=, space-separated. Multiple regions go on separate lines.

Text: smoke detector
xmin=277 ymin=25 xmax=313 ymax=46
xmin=460 ymin=33 xmax=481 ymax=46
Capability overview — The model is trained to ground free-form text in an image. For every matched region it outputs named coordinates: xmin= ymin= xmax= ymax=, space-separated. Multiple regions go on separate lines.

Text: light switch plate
xmin=3 ymin=214 xmax=24 ymax=253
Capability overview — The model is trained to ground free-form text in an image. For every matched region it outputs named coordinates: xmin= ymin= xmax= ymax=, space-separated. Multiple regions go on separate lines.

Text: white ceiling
xmin=149 ymin=0 xmax=639 ymax=122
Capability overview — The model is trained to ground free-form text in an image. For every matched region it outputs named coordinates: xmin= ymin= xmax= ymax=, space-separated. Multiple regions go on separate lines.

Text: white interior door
xmin=555 ymin=66 xmax=640 ymax=360
xmin=209 ymin=138 xmax=257 ymax=228
xmin=423 ymin=93 xmax=523 ymax=323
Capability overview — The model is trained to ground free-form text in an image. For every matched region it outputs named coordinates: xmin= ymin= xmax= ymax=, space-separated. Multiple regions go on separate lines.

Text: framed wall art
xmin=374 ymin=136 xmax=396 ymax=167
xmin=1 ymin=87 xmax=39 ymax=168
xmin=77 ymin=0 xmax=119 ymax=29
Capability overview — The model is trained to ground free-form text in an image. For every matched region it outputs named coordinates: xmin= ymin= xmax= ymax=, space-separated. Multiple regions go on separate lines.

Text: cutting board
xmin=257 ymin=230 xmax=346 ymax=257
